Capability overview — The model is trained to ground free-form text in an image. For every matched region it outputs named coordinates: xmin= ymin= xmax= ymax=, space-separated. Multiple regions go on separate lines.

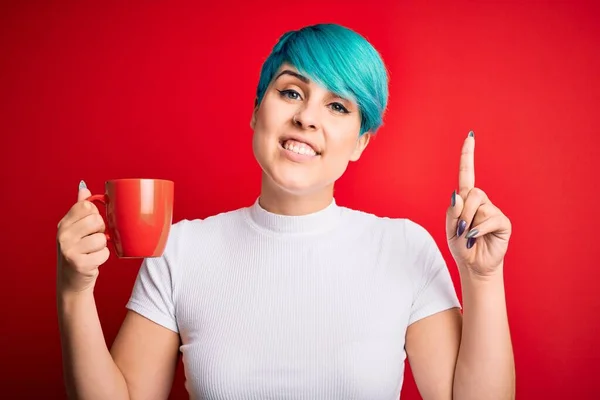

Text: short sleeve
xmin=405 ymin=220 xmax=462 ymax=326
xmin=125 ymin=221 xmax=185 ymax=333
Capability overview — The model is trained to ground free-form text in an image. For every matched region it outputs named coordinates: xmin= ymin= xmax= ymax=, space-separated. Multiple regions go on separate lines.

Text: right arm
xmin=57 ymin=183 xmax=180 ymax=400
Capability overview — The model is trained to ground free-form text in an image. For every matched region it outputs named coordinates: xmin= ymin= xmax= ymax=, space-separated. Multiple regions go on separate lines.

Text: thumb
xmin=446 ymin=190 xmax=465 ymax=240
xmin=77 ymin=180 xmax=92 ymax=202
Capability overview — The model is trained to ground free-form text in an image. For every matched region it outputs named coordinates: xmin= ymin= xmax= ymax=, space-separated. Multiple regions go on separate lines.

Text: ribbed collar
xmin=246 ymin=197 xmax=342 ymax=235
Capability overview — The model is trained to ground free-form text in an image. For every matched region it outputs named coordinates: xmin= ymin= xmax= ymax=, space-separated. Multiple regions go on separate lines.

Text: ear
xmin=349 ymin=132 xmax=371 ymax=162
xmin=250 ymin=97 xmax=259 ymax=130
xmin=250 ymin=108 xmax=257 ymax=130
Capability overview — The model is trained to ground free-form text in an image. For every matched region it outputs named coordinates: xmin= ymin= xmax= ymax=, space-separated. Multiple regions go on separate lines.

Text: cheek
xmin=252 ymin=108 xmax=271 ymax=145
xmin=252 ymin=103 xmax=281 ymax=159
xmin=254 ymin=109 xmax=277 ymax=141
xmin=326 ymin=126 xmax=361 ymax=158
xmin=255 ymin=94 xmax=283 ymax=129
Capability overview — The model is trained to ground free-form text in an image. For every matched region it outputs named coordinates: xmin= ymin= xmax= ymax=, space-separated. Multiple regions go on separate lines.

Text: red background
xmin=1 ymin=1 xmax=599 ymax=398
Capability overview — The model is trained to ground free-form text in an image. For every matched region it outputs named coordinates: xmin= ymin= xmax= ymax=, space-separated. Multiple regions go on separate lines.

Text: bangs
xmin=256 ymin=24 xmax=389 ymax=135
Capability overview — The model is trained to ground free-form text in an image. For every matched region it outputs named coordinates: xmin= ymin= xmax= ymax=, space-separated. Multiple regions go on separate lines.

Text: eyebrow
xmin=273 ymin=69 xmax=354 ymax=104
xmin=274 ymin=69 xmax=310 ymax=83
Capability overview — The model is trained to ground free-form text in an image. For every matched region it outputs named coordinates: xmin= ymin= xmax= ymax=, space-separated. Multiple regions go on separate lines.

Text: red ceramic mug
xmin=86 ymin=179 xmax=174 ymax=258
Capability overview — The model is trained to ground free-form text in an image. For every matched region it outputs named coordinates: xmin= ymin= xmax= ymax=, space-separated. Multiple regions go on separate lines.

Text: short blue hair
xmin=255 ymin=24 xmax=389 ymax=136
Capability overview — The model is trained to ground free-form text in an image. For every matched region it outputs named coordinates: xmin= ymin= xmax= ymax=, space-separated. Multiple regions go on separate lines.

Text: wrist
xmin=57 ymin=266 xmax=97 ymax=295
xmin=459 ymin=265 xmax=507 ymax=306
xmin=459 ymin=263 xmax=505 ymax=287
xmin=57 ymin=282 xmax=95 ymax=306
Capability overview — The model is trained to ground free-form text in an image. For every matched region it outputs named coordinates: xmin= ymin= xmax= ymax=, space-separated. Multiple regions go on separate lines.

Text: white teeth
xmin=283 ymin=140 xmax=317 ymax=156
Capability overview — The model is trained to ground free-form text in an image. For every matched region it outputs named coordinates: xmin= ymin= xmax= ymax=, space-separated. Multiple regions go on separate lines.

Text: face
xmin=251 ymin=63 xmax=371 ymax=197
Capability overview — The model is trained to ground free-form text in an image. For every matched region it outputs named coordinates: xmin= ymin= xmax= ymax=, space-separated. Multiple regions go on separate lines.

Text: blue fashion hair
xmin=255 ymin=24 xmax=389 ymax=136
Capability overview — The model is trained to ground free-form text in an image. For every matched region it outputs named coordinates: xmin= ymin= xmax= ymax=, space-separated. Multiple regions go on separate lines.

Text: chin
xmin=271 ymin=171 xmax=321 ymax=195
xmin=254 ymin=146 xmax=336 ymax=196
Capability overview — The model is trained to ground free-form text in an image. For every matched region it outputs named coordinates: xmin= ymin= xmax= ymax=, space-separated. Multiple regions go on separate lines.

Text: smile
xmin=279 ymin=139 xmax=320 ymax=157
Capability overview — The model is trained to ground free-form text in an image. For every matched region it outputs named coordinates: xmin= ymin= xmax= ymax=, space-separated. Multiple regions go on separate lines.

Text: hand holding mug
xmin=56 ymin=179 xmax=174 ymax=294
xmin=56 ymin=182 xmax=109 ymax=293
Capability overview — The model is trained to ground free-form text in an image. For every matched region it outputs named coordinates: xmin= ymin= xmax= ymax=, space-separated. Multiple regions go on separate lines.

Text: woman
xmin=56 ymin=24 xmax=515 ymax=399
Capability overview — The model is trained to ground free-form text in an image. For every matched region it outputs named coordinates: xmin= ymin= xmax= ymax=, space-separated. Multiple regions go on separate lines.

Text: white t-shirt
xmin=126 ymin=198 xmax=461 ymax=399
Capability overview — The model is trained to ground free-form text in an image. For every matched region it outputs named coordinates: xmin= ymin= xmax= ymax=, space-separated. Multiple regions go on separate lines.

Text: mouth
xmin=278 ymin=137 xmax=321 ymax=157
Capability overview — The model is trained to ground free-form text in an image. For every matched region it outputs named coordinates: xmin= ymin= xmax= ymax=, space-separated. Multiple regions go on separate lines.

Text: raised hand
xmin=446 ymin=132 xmax=512 ymax=277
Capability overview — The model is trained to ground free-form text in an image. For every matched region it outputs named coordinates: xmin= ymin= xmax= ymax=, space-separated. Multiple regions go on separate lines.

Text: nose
xmin=292 ymin=103 xmax=320 ymax=131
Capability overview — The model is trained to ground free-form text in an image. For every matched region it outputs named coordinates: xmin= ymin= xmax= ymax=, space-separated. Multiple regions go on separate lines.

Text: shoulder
xmin=162 ymin=207 xmax=248 ymax=253
xmin=339 ymin=206 xmax=434 ymax=245
xmin=338 ymin=206 xmax=443 ymax=271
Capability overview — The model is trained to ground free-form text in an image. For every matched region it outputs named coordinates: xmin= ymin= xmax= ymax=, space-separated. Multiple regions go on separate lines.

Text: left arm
xmin=453 ymin=266 xmax=514 ymax=400
xmin=405 ymin=307 xmax=462 ymax=400
xmin=406 ymin=132 xmax=515 ymax=400
xmin=406 ymin=269 xmax=515 ymax=400
xmin=406 ymin=271 xmax=515 ymax=400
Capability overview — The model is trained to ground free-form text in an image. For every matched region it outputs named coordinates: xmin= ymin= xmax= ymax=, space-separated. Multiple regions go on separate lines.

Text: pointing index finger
xmin=458 ymin=131 xmax=475 ymax=198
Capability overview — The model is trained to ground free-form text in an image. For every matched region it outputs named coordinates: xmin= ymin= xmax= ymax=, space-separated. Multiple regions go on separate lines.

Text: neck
xmin=259 ymin=173 xmax=335 ymax=216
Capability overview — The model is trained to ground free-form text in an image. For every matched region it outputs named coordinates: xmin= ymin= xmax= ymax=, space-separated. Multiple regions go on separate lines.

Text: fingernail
xmin=466 ymin=237 xmax=476 ymax=249
xmin=79 ymin=180 xmax=87 ymax=190
xmin=466 ymin=228 xmax=479 ymax=239
xmin=457 ymin=220 xmax=467 ymax=237
xmin=451 ymin=190 xmax=456 ymax=207
xmin=468 ymin=130 xmax=475 ymax=138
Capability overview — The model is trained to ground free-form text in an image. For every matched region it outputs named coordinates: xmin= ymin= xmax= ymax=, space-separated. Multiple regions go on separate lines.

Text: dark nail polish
xmin=468 ymin=130 xmax=475 ymax=138
xmin=457 ymin=220 xmax=467 ymax=237
xmin=466 ymin=237 xmax=476 ymax=249
xmin=465 ymin=228 xmax=479 ymax=239
xmin=451 ymin=190 xmax=456 ymax=207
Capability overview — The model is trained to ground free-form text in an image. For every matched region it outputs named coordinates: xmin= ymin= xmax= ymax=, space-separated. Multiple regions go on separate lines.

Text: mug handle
xmin=86 ymin=194 xmax=112 ymax=241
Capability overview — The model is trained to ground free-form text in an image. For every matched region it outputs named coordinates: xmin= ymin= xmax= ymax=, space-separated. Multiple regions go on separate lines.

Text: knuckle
xmin=75 ymin=201 xmax=97 ymax=218
xmin=83 ymin=213 xmax=103 ymax=231
xmin=478 ymin=204 xmax=492 ymax=219
xmin=82 ymin=200 xmax=99 ymax=213
xmin=92 ymin=247 xmax=110 ymax=266
xmin=94 ymin=232 xmax=108 ymax=247
xmin=484 ymin=207 xmax=494 ymax=219
xmin=101 ymin=247 xmax=110 ymax=262
xmin=62 ymin=248 xmax=79 ymax=266
xmin=78 ymin=217 xmax=92 ymax=232
xmin=87 ymin=202 xmax=100 ymax=214
xmin=95 ymin=215 xmax=106 ymax=231
xmin=470 ymin=187 xmax=486 ymax=200
xmin=57 ymin=229 xmax=73 ymax=247
xmin=57 ymin=235 xmax=67 ymax=250
xmin=73 ymin=201 xmax=88 ymax=216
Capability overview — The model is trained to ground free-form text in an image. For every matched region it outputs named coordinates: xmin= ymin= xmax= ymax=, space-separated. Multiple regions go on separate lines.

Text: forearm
xmin=453 ymin=264 xmax=515 ymax=400
xmin=57 ymin=289 xmax=130 ymax=400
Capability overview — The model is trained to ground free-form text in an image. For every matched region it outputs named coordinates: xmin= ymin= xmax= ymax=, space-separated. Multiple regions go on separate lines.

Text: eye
xmin=329 ymin=102 xmax=350 ymax=114
xmin=277 ymin=89 xmax=303 ymax=101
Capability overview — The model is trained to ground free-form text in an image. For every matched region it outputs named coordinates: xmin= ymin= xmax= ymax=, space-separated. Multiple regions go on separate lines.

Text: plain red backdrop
xmin=1 ymin=0 xmax=599 ymax=398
